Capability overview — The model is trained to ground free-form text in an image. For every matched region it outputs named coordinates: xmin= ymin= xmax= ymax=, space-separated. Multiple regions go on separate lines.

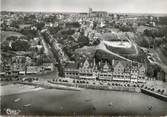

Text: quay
xmin=141 ymin=88 xmax=167 ymax=102
xmin=48 ymin=80 xmax=141 ymax=93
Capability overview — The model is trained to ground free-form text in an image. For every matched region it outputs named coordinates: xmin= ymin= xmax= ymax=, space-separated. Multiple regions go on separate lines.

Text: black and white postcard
xmin=0 ymin=0 xmax=167 ymax=116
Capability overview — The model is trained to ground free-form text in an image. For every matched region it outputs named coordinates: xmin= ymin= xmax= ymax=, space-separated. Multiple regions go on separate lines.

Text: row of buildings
xmin=0 ymin=55 xmax=54 ymax=77
xmin=64 ymin=58 xmax=146 ymax=82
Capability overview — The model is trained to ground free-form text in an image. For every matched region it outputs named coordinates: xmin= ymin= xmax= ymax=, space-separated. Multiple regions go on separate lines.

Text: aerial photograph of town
xmin=0 ymin=0 xmax=167 ymax=116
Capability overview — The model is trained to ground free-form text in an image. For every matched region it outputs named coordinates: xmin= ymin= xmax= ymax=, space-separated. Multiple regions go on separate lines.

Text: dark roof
xmin=65 ymin=62 xmax=78 ymax=69
xmin=131 ymin=61 xmax=138 ymax=67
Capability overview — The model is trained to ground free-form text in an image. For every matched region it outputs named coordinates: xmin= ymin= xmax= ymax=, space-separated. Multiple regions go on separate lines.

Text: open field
xmin=104 ymin=43 xmax=137 ymax=55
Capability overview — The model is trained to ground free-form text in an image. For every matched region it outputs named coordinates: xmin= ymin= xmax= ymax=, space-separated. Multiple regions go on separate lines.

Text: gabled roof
xmin=98 ymin=61 xmax=112 ymax=71
xmin=138 ymin=63 xmax=145 ymax=69
xmin=79 ymin=58 xmax=96 ymax=68
xmin=131 ymin=61 xmax=138 ymax=67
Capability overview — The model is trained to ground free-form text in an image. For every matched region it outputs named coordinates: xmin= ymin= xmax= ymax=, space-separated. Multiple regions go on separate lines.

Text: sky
xmin=1 ymin=0 xmax=167 ymax=14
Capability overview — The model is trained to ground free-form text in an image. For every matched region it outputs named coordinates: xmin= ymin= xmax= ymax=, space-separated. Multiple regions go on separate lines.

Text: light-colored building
xmin=26 ymin=66 xmax=42 ymax=74
xmin=64 ymin=62 xmax=79 ymax=79
xmin=138 ymin=63 xmax=146 ymax=82
xmin=42 ymin=63 xmax=54 ymax=71
xmin=130 ymin=62 xmax=139 ymax=82
xmin=63 ymin=58 xmax=146 ymax=82
xmin=98 ymin=61 xmax=112 ymax=81
xmin=79 ymin=58 xmax=97 ymax=80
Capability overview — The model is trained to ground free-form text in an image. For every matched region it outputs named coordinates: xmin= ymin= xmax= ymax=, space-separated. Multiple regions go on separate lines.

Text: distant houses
xmin=64 ymin=58 xmax=146 ymax=82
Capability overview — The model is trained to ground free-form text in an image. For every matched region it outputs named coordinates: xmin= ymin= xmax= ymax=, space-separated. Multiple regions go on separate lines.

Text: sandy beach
xmin=1 ymin=88 xmax=167 ymax=116
xmin=0 ymin=84 xmax=43 ymax=96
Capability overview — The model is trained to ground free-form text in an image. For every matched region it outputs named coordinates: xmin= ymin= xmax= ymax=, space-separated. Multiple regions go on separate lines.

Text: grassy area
xmin=75 ymin=46 xmax=96 ymax=58
xmin=0 ymin=31 xmax=23 ymax=42
xmin=105 ymin=44 xmax=137 ymax=55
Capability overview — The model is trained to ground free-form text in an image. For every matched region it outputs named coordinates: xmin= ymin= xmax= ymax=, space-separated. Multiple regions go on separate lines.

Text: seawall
xmin=141 ymin=88 xmax=167 ymax=102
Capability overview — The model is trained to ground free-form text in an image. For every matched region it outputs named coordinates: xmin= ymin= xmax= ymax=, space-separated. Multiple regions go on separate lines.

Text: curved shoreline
xmin=0 ymin=84 xmax=43 ymax=96
xmin=1 ymin=81 xmax=167 ymax=102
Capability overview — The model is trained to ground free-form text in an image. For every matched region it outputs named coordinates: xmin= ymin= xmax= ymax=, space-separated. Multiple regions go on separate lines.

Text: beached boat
xmin=14 ymin=98 xmax=21 ymax=102
xmin=35 ymin=86 xmax=39 ymax=88
xmin=85 ymin=99 xmax=91 ymax=102
xmin=23 ymin=104 xmax=31 ymax=107
xmin=108 ymin=102 xmax=113 ymax=106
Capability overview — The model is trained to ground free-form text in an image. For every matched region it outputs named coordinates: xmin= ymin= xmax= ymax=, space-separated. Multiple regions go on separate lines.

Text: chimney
xmin=93 ymin=58 xmax=96 ymax=66
xmin=112 ymin=59 xmax=115 ymax=66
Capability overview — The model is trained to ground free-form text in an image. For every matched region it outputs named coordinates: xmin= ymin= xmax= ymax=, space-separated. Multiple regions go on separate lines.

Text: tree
xmin=35 ymin=22 xmax=45 ymax=31
xmin=11 ymin=40 xmax=30 ymax=51
xmin=49 ymin=26 xmax=61 ymax=35
xmin=44 ymin=15 xmax=57 ymax=23
xmin=161 ymin=43 xmax=167 ymax=56
xmin=159 ymin=17 xmax=167 ymax=25
xmin=92 ymin=38 xmax=100 ymax=45
xmin=6 ymin=36 xmax=18 ymax=41
xmin=61 ymin=29 xmax=75 ymax=35
xmin=146 ymin=64 xmax=159 ymax=78
xmin=1 ymin=41 xmax=11 ymax=52
xmin=10 ymin=21 xmax=20 ymax=29
xmin=20 ymin=28 xmax=38 ymax=39
xmin=66 ymin=22 xmax=80 ymax=28
xmin=78 ymin=35 xmax=89 ymax=47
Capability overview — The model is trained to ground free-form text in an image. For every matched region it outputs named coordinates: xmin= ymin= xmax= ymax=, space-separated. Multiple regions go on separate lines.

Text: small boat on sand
xmin=85 ymin=99 xmax=91 ymax=102
xmin=14 ymin=98 xmax=21 ymax=102
xmin=24 ymin=104 xmax=31 ymax=107
xmin=147 ymin=106 xmax=152 ymax=110
xmin=108 ymin=102 xmax=113 ymax=106
xmin=92 ymin=106 xmax=96 ymax=111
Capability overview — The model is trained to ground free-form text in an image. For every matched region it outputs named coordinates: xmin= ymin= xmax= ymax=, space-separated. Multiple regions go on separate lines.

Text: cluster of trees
xmin=11 ymin=39 xmax=30 ymax=51
xmin=35 ymin=54 xmax=50 ymax=66
xmin=10 ymin=21 xmax=20 ymax=29
xmin=23 ymin=15 xmax=37 ymax=24
xmin=114 ymin=23 xmax=135 ymax=32
xmin=61 ymin=29 xmax=75 ymax=35
xmin=1 ymin=36 xmax=31 ymax=52
xmin=49 ymin=26 xmax=61 ymax=35
xmin=58 ymin=33 xmax=90 ymax=60
xmin=160 ymin=43 xmax=167 ymax=57
xmin=1 ymin=41 xmax=12 ymax=52
xmin=146 ymin=64 xmax=161 ymax=79
xmin=135 ymin=28 xmax=167 ymax=49
xmin=143 ymin=29 xmax=165 ymax=38
xmin=119 ymin=24 xmax=135 ymax=32
xmin=138 ymin=36 xmax=167 ymax=49
xmin=20 ymin=28 xmax=38 ymax=39
xmin=78 ymin=35 xmax=89 ymax=47
xmin=158 ymin=17 xmax=167 ymax=25
xmin=65 ymin=22 xmax=80 ymax=28
xmin=34 ymin=22 xmax=45 ymax=31
xmin=43 ymin=15 xmax=58 ymax=23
